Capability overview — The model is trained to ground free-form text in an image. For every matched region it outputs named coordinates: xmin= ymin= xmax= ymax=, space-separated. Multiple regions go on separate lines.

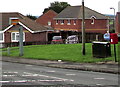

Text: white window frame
xmin=56 ymin=20 xmax=59 ymax=25
xmin=90 ymin=16 xmax=96 ymax=25
xmin=11 ymin=32 xmax=25 ymax=42
xmin=0 ymin=32 xmax=4 ymax=43
xmin=73 ymin=20 xmax=76 ymax=25
xmin=91 ymin=18 xmax=95 ymax=24
xmin=60 ymin=20 xmax=64 ymax=25
xmin=48 ymin=21 xmax=51 ymax=26
xmin=67 ymin=20 xmax=71 ymax=25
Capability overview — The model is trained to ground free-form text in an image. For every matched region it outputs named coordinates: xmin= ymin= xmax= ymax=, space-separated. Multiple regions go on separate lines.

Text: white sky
xmin=0 ymin=0 xmax=120 ymax=16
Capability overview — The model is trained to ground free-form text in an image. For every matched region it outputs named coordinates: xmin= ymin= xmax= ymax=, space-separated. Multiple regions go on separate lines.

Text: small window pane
xmin=61 ymin=20 xmax=64 ymax=24
xmin=12 ymin=33 xmax=15 ymax=40
xmin=56 ymin=20 xmax=59 ymax=25
xmin=0 ymin=33 xmax=3 ymax=40
xmin=74 ymin=20 xmax=76 ymax=25
xmin=48 ymin=21 xmax=51 ymax=25
xmin=12 ymin=32 xmax=25 ymax=42
xmin=67 ymin=20 xmax=71 ymax=25
xmin=16 ymin=33 xmax=19 ymax=41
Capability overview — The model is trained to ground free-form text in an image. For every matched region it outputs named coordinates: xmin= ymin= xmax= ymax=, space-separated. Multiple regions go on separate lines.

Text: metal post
xmin=114 ymin=44 xmax=117 ymax=62
xmin=19 ymin=26 xmax=23 ymax=56
xmin=113 ymin=8 xmax=115 ymax=33
xmin=82 ymin=0 xmax=86 ymax=55
xmin=7 ymin=47 xmax=10 ymax=55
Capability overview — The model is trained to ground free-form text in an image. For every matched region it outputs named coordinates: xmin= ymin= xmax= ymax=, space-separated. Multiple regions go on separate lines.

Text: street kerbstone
xmin=1 ymin=56 xmax=119 ymax=74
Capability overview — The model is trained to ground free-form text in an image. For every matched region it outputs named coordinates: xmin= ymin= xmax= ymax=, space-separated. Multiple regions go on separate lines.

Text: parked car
xmin=51 ymin=36 xmax=63 ymax=44
xmin=66 ymin=35 xmax=79 ymax=44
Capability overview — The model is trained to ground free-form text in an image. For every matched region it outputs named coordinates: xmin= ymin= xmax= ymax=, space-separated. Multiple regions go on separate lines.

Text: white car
xmin=66 ymin=35 xmax=79 ymax=44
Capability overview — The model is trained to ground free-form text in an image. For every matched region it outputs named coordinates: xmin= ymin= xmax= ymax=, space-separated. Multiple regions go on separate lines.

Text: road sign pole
xmin=114 ymin=44 xmax=117 ymax=62
xmin=19 ymin=26 xmax=23 ymax=56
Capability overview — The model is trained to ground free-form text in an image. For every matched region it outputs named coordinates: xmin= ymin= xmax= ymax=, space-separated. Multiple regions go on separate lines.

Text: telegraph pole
xmin=19 ymin=26 xmax=24 ymax=56
xmin=110 ymin=7 xmax=115 ymax=32
xmin=82 ymin=0 xmax=86 ymax=55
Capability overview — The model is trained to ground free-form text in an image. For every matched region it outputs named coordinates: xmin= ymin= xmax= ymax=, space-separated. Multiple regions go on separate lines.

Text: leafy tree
xmin=43 ymin=1 xmax=71 ymax=14
xmin=26 ymin=14 xmax=37 ymax=20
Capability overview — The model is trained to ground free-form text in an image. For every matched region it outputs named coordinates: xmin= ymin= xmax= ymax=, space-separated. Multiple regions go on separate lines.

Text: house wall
xmin=4 ymin=31 xmax=11 ymax=43
xmin=53 ymin=19 xmax=108 ymax=34
xmin=116 ymin=12 xmax=120 ymax=34
xmin=4 ymin=25 xmax=48 ymax=43
xmin=36 ymin=10 xmax=58 ymax=27
xmin=85 ymin=19 xmax=108 ymax=33
xmin=25 ymin=32 xmax=47 ymax=42
xmin=53 ymin=20 xmax=81 ymax=31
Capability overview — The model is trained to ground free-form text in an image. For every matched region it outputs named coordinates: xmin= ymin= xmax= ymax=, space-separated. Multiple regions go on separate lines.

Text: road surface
xmin=1 ymin=61 xmax=118 ymax=86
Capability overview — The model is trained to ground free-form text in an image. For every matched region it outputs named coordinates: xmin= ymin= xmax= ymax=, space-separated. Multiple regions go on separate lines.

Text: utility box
xmin=92 ymin=42 xmax=111 ymax=58
xmin=110 ymin=33 xmax=118 ymax=44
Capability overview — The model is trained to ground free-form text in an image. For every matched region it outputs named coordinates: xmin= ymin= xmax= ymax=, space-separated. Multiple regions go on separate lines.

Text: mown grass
xmin=2 ymin=43 xmax=119 ymax=63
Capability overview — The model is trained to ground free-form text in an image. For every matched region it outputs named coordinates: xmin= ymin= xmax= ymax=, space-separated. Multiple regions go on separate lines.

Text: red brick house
xmin=115 ymin=12 xmax=120 ymax=40
xmin=0 ymin=12 xmax=54 ymax=47
xmin=53 ymin=6 xmax=109 ymax=42
xmin=36 ymin=10 xmax=58 ymax=28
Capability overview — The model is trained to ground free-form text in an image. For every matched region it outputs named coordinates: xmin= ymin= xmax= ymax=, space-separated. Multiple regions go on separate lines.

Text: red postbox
xmin=110 ymin=33 xmax=118 ymax=44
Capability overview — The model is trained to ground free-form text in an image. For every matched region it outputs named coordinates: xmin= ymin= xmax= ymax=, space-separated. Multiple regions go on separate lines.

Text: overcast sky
xmin=0 ymin=0 xmax=120 ymax=16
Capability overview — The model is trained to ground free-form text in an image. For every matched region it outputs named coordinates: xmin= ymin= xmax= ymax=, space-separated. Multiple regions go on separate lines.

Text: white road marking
xmin=96 ymin=84 xmax=102 ymax=85
xmin=66 ymin=74 xmax=76 ymax=76
xmin=2 ymin=71 xmax=74 ymax=83
xmin=3 ymin=75 xmax=17 ymax=77
xmin=47 ymin=70 xmax=56 ymax=73
xmin=22 ymin=73 xmax=74 ymax=82
xmin=3 ymin=72 xmax=18 ymax=74
xmin=0 ymin=79 xmax=73 ymax=83
xmin=94 ymin=78 xmax=105 ymax=80
xmin=23 ymin=72 xmax=33 ymax=75
xmin=0 ymin=81 xmax=10 ymax=83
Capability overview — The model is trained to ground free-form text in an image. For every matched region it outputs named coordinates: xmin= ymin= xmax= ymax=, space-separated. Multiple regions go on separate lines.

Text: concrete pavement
xmin=1 ymin=56 xmax=119 ymax=74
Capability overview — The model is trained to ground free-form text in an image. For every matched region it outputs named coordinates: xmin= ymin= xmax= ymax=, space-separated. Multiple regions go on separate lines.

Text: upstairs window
xmin=91 ymin=18 xmax=95 ymax=24
xmin=56 ymin=20 xmax=59 ymax=25
xmin=48 ymin=21 xmax=51 ymax=26
xmin=60 ymin=20 xmax=64 ymax=25
xmin=91 ymin=16 xmax=96 ymax=25
xmin=73 ymin=20 xmax=76 ymax=25
xmin=67 ymin=20 xmax=71 ymax=25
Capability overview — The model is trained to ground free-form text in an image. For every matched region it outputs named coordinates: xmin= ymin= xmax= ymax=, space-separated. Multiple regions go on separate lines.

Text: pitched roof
xmin=0 ymin=12 xmax=53 ymax=32
xmin=54 ymin=6 xmax=108 ymax=19
xmin=37 ymin=9 xmax=58 ymax=19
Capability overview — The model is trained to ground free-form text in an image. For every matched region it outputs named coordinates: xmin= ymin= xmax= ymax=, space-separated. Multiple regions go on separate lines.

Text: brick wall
xmin=53 ymin=19 xmax=108 ymax=34
xmin=36 ymin=10 xmax=58 ymax=27
xmin=32 ymin=32 xmax=47 ymax=42
xmin=4 ymin=32 xmax=11 ymax=43
xmin=116 ymin=12 xmax=120 ymax=34
xmin=4 ymin=26 xmax=47 ymax=43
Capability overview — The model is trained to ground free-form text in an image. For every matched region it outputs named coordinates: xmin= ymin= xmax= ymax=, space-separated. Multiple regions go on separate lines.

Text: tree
xmin=26 ymin=14 xmax=37 ymax=20
xmin=43 ymin=1 xmax=71 ymax=14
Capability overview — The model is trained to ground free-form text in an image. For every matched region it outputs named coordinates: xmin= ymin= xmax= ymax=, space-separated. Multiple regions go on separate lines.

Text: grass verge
xmin=2 ymin=43 xmax=119 ymax=63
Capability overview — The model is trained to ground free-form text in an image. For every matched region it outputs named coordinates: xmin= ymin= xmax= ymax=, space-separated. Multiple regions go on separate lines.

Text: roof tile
xmin=0 ymin=12 xmax=53 ymax=32
xmin=54 ymin=6 xmax=108 ymax=19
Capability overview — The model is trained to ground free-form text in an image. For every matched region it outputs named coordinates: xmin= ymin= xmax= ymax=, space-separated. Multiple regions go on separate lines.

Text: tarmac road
xmin=1 ymin=61 xmax=119 ymax=86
